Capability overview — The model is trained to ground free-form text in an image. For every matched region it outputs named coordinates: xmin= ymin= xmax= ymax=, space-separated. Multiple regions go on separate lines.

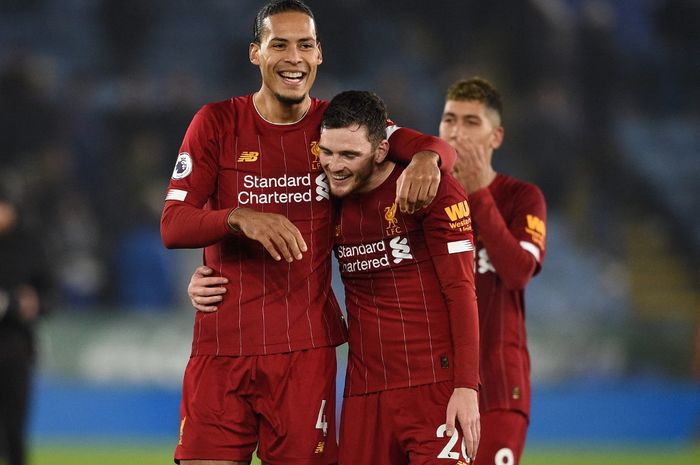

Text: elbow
xmin=499 ymin=266 xmax=535 ymax=291
xmin=160 ymin=225 xmax=177 ymax=249
xmin=500 ymin=271 xmax=533 ymax=291
xmin=498 ymin=253 xmax=538 ymax=290
xmin=160 ymin=210 xmax=179 ymax=249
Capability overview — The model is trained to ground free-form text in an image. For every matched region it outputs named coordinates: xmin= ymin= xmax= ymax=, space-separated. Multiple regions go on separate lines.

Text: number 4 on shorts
xmin=315 ymin=399 xmax=328 ymax=437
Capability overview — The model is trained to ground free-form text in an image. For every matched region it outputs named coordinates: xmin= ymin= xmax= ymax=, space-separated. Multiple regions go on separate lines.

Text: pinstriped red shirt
xmin=469 ymin=173 xmax=547 ymax=418
xmin=160 ymin=95 xmax=456 ymax=357
xmin=163 ymin=96 xmax=345 ymax=355
xmin=335 ymin=165 xmax=479 ymax=396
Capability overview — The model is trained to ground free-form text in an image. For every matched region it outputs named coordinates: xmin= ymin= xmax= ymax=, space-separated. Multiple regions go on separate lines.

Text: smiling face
xmin=249 ymin=11 xmax=322 ymax=108
xmin=319 ymin=124 xmax=390 ymax=198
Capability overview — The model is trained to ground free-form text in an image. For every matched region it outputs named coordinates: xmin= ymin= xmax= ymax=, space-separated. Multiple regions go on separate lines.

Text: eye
xmin=300 ymin=42 xmax=315 ymax=50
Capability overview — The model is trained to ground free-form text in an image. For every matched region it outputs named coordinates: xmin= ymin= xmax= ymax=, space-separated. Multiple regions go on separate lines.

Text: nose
xmin=449 ymin=123 xmax=463 ymax=139
xmin=284 ymin=47 xmax=302 ymax=64
xmin=323 ymin=154 xmax=344 ymax=173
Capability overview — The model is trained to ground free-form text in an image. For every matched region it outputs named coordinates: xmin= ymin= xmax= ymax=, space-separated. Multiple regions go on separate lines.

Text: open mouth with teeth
xmin=279 ymin=71 xmax=305 ymax=84
xmin=330 ymin=172 xmax=351 ymax=182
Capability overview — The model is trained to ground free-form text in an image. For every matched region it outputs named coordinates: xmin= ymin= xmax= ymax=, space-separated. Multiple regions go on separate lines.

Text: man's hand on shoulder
xmin=395 ymin=151 xmax=441 ymax=213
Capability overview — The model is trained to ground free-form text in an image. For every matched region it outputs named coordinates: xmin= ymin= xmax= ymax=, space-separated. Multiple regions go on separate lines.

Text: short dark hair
xmin=322 ymin=91 xmax=388 ymax=147
xmin=253 ymin=0 xmax=316 ymax=44
xmin=446 ymin=77 xmax=503 ymax=121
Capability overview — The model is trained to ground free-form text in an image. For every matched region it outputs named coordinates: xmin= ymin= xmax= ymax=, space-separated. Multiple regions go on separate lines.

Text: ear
xmin=317 ymin=41 xmax=323 ymax=65
xmin=249 ymin=42 xmax=260 ymax=65
xmin=374 ymin=139 xmax=390 ymax=163
xmin=490 ymin=126 xmax=504 ymax=150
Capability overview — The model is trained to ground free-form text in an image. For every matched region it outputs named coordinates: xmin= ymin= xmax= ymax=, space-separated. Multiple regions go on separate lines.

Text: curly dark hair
xmin=321 ymin=91 xmax=388 ymax=147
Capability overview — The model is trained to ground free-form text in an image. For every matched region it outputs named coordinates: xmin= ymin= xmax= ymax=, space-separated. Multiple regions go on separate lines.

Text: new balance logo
xmin=444 ymin=201 xmax=470 ymax=221
xmin=237 ymin=151 xmax=259 ymax=162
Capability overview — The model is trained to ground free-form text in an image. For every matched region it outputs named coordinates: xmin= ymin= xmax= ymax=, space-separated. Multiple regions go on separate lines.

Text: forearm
xmin=388 ymin=127 xmax=456 ymax=172
xmin=469 ymin=188 xmax=537 ymax=290
xmin=433 ymin=253 xmax=480 ymax=390
xmin=161 ymin=202 xmax=234 ymax=248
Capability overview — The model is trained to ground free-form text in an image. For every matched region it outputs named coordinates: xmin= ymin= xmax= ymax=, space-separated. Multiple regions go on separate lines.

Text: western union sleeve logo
xmin=444 ymin=200 xmax=470 ymax=221
xmin=525 ymin=214 xmax=546 ymax=249
xmin=238 ymin=151 xmax=259 ymax=162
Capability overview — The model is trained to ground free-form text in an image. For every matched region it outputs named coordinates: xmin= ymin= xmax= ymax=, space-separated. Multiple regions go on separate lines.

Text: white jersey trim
xmin=165 ymin=189 xmax=188 ymax=201
xmin=447 ymin=239 xmax=474 ymax=254
xmin=519 ymin=240 xmax=541 ymax=262
xmin=385 ymin=124 xmax=401 ymax=139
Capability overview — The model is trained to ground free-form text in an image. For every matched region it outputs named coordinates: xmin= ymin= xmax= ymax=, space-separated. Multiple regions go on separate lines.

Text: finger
xmin=192 ymin=284 xmax=227 ymax=297
xmin=465 ymin=428 xmax=475 ymax=460
xmin=191 ymin=297 xmax=219 ymax=312
xmin=195 ymin=265 xmax=214 ymax=277
xmin=259 ymin=236 xmax=283 ymax=261
xmin=421 ymin=174 xmax=440 ymax=209
xmin=461 ymin=416 xmax=479 ymax=461
xmin=395 ymin=173 xmax=408 ymax=212
xmin=194 ymin=294 xmax=224 ymax=306
xmin=402 ymin=180 xmax=420 ymax=214
xmin=445 ymin=408 xmax=456 ymax=437
xmin=197 ymin=276 xmax=229 ymax=286
xmin=193 ymin=303 xmax=218 ymax=312
xmin=268 ymin=231 xmax=296 ymax=263
xmin=456 ymin=414 xmax=472 ymax=459
xmin=190 ymin=268 xmax=223 ymax=297
xmin=283 ymin=222 xmax=307 ymax=260
xmin=291 ymin=224 xmax=308 ymax=254
xmin=470 ymin=424 xmax=480 ymax=461
xmin=410 ymin=182 xmax=428 ymax=212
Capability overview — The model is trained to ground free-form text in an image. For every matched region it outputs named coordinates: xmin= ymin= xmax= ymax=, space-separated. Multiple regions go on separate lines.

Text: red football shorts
xmin=473 ymin=410 xmax=528 ymax=465
xmin=339 ymin=381 xmax=471 ymax=465
xmin=174 ymin=347 xmax=338 ymax=464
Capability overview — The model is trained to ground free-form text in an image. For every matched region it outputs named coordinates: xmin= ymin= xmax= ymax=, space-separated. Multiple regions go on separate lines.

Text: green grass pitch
xmin=29 ymin=443 xmax=700 ymax=465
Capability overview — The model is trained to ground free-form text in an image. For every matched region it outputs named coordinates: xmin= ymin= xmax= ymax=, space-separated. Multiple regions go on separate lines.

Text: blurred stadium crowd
xmin=1 ymin=0 xmax=698 ymax=382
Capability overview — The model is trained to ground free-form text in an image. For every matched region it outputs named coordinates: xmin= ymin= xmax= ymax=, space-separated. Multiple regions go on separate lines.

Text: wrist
xmin=414 ymin=150 xmax=440 ymax=166
xmin=226 ymin=207 xmax=245 ymax=233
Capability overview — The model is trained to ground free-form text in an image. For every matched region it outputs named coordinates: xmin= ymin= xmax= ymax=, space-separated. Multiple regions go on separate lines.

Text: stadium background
xmin=1 ymin=0 xmax=698 ymax=463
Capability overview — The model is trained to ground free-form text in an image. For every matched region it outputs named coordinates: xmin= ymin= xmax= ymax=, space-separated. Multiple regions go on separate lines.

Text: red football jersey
xmin=334 ymin=165 xmax=479 ymax=396
xmin=161 ymin=95 xmax=456 ymax=357
xmin=162 ymin=96 xmax=345 ymax=355
xmin=469 ymin=173 xmax=547 ymax=418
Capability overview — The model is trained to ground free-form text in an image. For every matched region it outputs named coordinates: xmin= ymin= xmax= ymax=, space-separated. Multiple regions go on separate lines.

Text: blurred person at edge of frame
xmin=0 ymin=189 xmax=53 ymax=465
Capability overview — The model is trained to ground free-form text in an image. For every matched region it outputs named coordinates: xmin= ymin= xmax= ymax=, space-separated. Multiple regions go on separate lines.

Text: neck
xmin=485 ymin=167 xmax=498 ymax=186
xmin=358 ymin=161 xmax=396 ymax=194
xmin=253 ymin=89 xmax=311 ymax=124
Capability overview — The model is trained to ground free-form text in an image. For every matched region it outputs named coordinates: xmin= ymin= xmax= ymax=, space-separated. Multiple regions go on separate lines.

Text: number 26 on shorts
xmin=435 ymin=423 xmax=470 ymax=462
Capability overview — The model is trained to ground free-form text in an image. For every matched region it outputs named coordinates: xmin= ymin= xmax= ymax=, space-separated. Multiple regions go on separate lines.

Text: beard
xmin=274 ymin=91 xmax=306 ymax=106
xmin=328 ymin=159 xmax=375 ymax=198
